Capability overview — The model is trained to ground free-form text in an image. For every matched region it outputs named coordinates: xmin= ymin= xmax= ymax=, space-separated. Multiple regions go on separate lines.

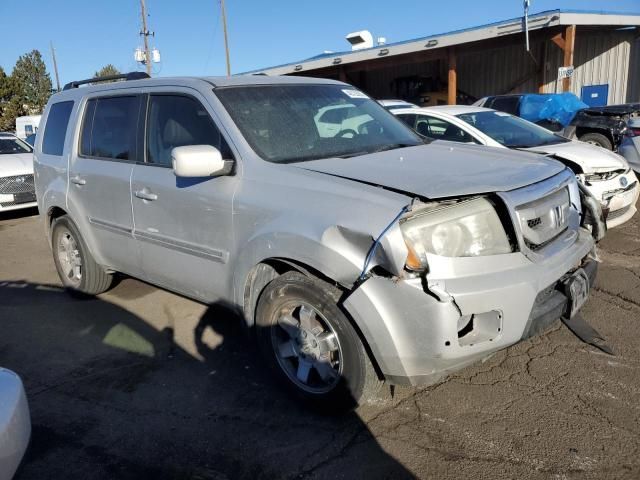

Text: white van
xmin=15 ymin=115 xmax=42 ymax=140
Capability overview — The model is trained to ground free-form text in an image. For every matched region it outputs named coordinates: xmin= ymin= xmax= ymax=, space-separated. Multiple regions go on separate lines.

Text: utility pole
xmin=140 ymin=0 xmax=152 ymax=76
xmin=50 ymin=41 xmax=61 ymax=92
xmin=220 ymin=0 xmax=231 ymax=75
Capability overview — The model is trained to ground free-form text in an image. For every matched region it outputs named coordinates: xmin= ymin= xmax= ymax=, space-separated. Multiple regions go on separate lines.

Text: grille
xmin=607 ymin=204 xmax=632 ymax=221
xmin=0 ymin=174 xmax=35 ymax=194
xmin=516 ymin=187 xmax=571 ymax=252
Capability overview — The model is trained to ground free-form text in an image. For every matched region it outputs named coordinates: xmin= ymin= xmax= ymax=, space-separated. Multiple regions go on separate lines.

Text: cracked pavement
xmin=1 ymin=205 xmax=639 ymax=479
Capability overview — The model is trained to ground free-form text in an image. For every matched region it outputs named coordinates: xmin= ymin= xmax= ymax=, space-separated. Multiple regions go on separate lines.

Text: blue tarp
xmin=519 ymin=93 xmax=588 ymax=127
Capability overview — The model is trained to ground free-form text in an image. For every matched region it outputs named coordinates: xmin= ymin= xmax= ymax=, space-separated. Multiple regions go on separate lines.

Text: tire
xmin=255 ymin=271 xmax=382 ymax=411
xmin=51 ymin=216 xmax=113 ymax=296
xmin=579 ymin=132 xmax=613 ymax=150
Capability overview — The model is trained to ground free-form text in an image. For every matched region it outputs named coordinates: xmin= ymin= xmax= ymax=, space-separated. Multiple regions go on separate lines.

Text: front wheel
xmin=255 ymin=271 xmax=382 ymax=410
xmin=51 ymin=216 xmax=113 ymax=295
xmin=579 ymin=132 xmax=613 ymax=150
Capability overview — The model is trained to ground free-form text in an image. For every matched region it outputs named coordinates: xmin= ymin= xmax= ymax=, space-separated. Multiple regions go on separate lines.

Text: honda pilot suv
xmin=34 ymin=74 xmax=601 ymax=408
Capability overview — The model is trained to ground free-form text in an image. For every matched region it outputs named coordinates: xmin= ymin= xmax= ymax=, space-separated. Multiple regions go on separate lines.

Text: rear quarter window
xmin=42 ymin=101 xmax=74 ymax=155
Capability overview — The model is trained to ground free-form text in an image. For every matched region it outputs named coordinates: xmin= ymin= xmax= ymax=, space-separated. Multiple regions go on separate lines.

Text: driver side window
xmin=146 ymin=94 xmax=232 ymax=167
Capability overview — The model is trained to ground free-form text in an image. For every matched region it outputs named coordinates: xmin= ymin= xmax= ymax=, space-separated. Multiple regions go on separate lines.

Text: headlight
xmin=400 ymin=197 xmax=512 ymax=270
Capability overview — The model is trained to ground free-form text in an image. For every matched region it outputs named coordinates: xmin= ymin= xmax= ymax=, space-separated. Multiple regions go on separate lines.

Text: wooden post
xmin=448 ymin=48 xmax=457 ymax=105
xmin=562 ymin=25 xmax=576 ymax=92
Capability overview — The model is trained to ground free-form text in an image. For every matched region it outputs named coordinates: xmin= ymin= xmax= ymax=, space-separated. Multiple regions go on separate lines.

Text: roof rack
xmin=63 ymin=72 xmax=150 ymax=91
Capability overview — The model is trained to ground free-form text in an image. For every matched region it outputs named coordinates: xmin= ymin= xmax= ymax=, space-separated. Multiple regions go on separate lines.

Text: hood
xmin=582 ymin=103 xmax=640 ymax=116
xmin=292 ymin=142 xmax=565 ymax=199
xmin=0 ymin=153 xmax=34 ymax=177
xmin=524 ymin=141 xmax=627 ymax=173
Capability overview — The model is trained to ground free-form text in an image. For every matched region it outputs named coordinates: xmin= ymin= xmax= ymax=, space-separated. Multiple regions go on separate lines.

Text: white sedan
xmin=0 ymin=368 xmax=30 ymax=480
xmin=0 ymin=132 xmax=37 ymax=213
xmin=392 ymin=105 xmax=639 ymax=228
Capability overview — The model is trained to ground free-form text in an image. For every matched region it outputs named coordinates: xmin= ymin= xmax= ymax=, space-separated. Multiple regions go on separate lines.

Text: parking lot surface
xmin=1 ymin=206 xmax=639 ymax=479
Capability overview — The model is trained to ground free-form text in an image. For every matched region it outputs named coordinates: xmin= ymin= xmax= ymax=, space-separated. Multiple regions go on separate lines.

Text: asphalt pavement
xmin=1 ymin=205 xmax=639 ymax=479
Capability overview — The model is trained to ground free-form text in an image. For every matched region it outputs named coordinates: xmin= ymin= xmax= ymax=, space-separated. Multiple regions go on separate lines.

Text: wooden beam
xmin=562 ymin=25 xmax=576 ymax=92
xmin=551 ymin=33 xmax=565 ymax=51
xmin=448 ymin=47 xmax=457 ymax=105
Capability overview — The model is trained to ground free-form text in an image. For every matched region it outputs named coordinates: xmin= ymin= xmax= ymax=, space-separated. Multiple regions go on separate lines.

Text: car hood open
xmin=0 ymin=153 xmax=34 ymax=177
xmin=523 ymin=140 xmax=627 ymax=173
xmin=294 ymin=142 xmax=565 ymax=199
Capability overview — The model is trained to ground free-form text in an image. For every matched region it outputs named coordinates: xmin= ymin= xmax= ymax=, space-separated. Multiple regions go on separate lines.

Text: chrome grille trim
xmin=516 ymin=187 xmax=570 ymax=249
xmin=498 ymin=169 xmax=581 ymax=261
xmin=0 ymin=174 xmax=35 ymax=194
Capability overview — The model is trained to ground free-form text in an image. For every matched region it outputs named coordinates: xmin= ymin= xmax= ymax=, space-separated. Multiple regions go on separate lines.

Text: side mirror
xmin=171 ymin=145 xmax=233 ymax=177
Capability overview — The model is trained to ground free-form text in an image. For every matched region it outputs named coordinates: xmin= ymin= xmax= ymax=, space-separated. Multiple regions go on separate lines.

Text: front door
xmin=67 ymin=94 xmax=144 ymax=276
xmin=131 ymin=91 xmax=237 ymax=301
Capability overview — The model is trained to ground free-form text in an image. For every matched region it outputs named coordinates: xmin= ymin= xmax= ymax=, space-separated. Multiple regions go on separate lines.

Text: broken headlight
xmin=400 ymin=197 xmax=512 ymax=270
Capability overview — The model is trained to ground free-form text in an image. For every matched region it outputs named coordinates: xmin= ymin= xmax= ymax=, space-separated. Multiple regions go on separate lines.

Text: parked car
xmin=392 ymin=105 xmax=639 ymax=228
xmin=377 ymin=99 xmax=419 ymax=111
xmin=36 ymin=73 xmax=602 ymax=409
xmin=619 ymin=117 xmax=640 ymax=173
xmin=0 ymin=368 xmax=31 ymax=480
xmin=474 ymin=93 xmax=632 ymax=151
xmin=0 ymin=132 xmax=37 ymax=213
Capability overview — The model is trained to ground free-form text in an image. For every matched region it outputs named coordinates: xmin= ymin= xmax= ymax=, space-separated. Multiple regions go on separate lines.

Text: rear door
xmin=130 ymin=90 xmax=237 ymax=301
xmin=67 ymin=93 xmax=144 ymax=275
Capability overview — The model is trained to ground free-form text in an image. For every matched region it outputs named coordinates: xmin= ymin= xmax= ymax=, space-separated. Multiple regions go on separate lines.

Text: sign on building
xmin=558 ymin=66 xmax=575 ymax=79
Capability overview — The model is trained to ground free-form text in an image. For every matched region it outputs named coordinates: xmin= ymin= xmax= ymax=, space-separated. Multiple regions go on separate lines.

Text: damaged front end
xmin=341 ymin=168 xmax=608 ymax=386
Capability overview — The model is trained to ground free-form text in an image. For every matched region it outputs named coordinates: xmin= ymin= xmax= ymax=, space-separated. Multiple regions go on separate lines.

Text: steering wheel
xmin=336 ymin=128 xmax=358 ymax=138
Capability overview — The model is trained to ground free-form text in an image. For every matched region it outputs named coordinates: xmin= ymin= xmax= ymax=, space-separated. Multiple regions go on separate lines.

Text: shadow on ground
xmin=0 ymin=280 xmax=413 ymax=479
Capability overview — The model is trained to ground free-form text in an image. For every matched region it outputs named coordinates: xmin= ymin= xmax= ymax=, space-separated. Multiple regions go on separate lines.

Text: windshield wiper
xmin=336 ymin=143 xmax=418 ymax=159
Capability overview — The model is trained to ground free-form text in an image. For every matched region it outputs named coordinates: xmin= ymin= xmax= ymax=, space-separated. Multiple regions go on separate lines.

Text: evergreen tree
xmin=94 ymin=64 xmax=121 ymax=78
xmin=11 ymin=50 xmax=52 ymax=115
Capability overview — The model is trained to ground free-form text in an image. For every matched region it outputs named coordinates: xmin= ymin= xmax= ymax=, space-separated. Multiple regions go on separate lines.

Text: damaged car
xmin=474 ymin=93 xmax=636 ymax=151
xmin=35 ymin=74 xmax=605 ymax=409
xmin=393 ymin=105 xmax=638 ymax=228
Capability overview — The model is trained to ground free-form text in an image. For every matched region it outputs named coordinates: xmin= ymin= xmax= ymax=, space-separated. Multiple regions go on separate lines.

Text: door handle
xmin=70 ymin=175 xmax=86 ymax=186
xmin=134 ymin=189 xmax=158 ymax=201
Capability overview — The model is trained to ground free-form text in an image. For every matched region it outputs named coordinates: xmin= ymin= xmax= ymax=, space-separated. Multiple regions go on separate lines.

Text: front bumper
xmin=583 ymin=170 xmax=639 ymax=228
xmin=344 ymin=228 xmax=596 ymax=386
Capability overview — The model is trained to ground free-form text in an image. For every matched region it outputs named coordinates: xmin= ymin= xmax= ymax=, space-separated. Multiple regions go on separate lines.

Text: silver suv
xmin=34 ymin=74 xmax=600 ymax=408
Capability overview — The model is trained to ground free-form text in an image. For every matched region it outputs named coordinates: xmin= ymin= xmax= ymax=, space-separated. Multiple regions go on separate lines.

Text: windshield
xmin=456 ymin=110 xmax=570 ymax=148
xmin=0 ymin=137 xmax=33 ymax=155
xmin=215 ymin=84 xmax=423 ymax=163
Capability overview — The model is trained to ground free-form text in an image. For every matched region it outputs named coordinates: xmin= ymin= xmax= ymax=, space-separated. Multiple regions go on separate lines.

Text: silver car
xmin=34 ymin=74 xmax=601 ymax=408
xmin=0 ymin=368 xmax=30 ymax=480
xmin=619 ymin=117 xmax=640 ymax=172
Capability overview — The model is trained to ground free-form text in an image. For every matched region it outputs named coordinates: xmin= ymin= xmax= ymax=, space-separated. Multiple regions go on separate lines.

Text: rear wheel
xmin=51 ymin=216 xmax=113 ymax=295
xmin=579 ymin=132 xmax=613 ymax=150
xmin=255 ymin=271 xmax=382 ymax=410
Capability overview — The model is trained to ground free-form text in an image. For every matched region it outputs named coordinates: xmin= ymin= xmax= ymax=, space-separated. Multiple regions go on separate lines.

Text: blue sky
xmin=1 ymin=0 xmax=638 ymax=85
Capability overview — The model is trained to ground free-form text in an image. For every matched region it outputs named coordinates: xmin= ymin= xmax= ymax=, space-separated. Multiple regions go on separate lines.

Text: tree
xmin=93 ymin=64 xmax=121 ymax=82
xmin=0 ymin=66 xmax=25 ymax=132
xmin=11 ymin=50 xmax=52 ymax=115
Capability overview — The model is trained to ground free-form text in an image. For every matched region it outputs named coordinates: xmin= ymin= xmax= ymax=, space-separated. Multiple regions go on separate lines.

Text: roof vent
xmin=346 ymin=30 xmax=374 ymax=51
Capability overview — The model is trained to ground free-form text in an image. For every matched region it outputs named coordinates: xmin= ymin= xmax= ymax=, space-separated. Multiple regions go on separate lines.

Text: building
xmin=246 ymin=9 xmax=640 ymax=106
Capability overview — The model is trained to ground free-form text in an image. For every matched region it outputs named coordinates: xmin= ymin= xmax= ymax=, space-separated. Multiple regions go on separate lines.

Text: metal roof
xmin=244 ymin=9 xmax=640 ymax=76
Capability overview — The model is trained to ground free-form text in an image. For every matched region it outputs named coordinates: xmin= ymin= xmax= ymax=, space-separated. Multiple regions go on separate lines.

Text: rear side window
xmin=146 ymin=95 xmax=232 ymax=167
xmin=486 ymin=96 xmax=520 ymax=115
xmin=42 ymin=101 xmax=74 ymax=155
xmin=80 ymin=96 xmax=141 ymax=161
